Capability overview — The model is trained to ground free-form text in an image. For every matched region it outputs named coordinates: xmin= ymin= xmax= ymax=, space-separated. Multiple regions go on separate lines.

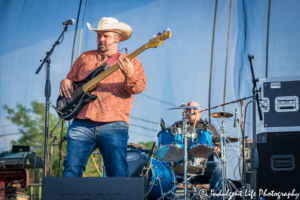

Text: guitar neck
xmin=83 ymin=45 xmax=147 ymax=92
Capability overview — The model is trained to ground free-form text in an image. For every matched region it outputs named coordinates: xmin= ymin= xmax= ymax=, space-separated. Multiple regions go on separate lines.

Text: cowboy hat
xmin=87 ymin=17 xmax=132 ymax=41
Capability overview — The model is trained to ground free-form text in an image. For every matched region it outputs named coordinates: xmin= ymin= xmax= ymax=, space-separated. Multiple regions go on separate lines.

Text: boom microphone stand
xmin=36 ymin=25 xmax=69 ymax=178
xmin=248 ymin=54 xmax=263 ymax=200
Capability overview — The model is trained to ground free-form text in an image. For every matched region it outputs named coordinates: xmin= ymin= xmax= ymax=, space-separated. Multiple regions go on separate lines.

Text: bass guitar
xmin=53 ymin=30 xmax=172 ymax=120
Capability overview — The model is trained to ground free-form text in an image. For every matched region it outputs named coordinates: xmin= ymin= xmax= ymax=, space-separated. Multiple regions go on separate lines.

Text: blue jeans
xmin=191 ymin=160 xmax=221 ymax=194
xmin=204 ymin=161 xmax=222 ymax=193
xmin=62 ymin=119 xmax=129 ymax=177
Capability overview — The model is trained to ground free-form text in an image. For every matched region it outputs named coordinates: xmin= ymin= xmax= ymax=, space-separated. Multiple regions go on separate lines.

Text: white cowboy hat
xmin=87 ymin=17 xmax=132 ymax=42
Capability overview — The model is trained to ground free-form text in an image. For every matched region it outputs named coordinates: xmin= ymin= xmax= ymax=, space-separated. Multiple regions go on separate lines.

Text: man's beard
xmin=97 ymin=42 xmax=108 ymax=53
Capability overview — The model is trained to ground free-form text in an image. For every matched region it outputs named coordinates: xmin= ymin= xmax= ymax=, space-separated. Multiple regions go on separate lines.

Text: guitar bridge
xmin=52 ymin=105 xmax=64 ymax=115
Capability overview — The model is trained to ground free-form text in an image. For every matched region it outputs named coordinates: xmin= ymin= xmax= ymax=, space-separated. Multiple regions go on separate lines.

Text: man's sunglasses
xmin=185 ymin=107 xmax=199 ymax=110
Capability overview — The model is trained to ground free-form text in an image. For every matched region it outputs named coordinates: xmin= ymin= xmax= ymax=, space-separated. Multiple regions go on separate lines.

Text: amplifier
xmin=240 ymin=139 xmax=253 ymax=191
xmin=0 ymin=152 xmax=43 ymax=169
xmin=259 ymin=76 xmax=300 ymax=132
xmin=42 ymin=177 xmax=147 ymax=200
xmin=257 ymin=132 xmax=300 ymax=199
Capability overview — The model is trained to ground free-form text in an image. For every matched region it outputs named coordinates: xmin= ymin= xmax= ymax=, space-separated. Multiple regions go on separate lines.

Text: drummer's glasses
xmin=186 ymin=107 xmax=199 ymax=110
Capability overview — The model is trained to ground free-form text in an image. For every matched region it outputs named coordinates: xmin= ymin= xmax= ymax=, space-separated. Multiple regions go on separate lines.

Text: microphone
xmin=62 ymin=18 xmax=76 ymax=25
xmin=234 ymin=108 xmax=237 ymax=127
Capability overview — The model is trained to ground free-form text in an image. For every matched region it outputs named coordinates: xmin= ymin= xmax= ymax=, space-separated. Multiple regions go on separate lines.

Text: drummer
xmin=171 ymin=101 xmax=221 ymax=194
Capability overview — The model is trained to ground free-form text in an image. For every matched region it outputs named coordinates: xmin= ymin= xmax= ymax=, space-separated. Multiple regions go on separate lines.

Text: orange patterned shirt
xmin=66 ymin=50 xmax=147 ymax=124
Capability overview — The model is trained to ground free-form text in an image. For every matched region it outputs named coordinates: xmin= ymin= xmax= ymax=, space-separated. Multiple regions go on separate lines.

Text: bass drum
xmin=126 ymin=150 xmax=177 ymax=200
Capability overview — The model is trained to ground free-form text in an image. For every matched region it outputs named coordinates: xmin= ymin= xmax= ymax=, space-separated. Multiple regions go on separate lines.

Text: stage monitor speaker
xmin=42 ymin=177 xmax=147 ymax=200
xmin=257 ymin=132 xmax=300 ymax=199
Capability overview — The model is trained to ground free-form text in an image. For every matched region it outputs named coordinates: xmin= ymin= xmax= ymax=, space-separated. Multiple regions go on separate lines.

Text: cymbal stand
xmin=158 ymin=111 xmax=205 ymax=200
xmin=212 ymin=118 xmax=239 ymax=200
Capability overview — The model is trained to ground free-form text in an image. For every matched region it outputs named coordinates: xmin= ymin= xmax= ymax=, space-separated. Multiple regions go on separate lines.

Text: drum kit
xmin=93 ymin=104 xmax=241 ymax=199
xmin=128 ymin=104 xmax=241 ymax=200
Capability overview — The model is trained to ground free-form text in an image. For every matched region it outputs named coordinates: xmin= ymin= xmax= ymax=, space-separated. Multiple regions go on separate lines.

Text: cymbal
xmin=127 ymin=142 xmax=150 ymax=153
xmin=166 ymin=105 xmax=200 ymax=110
xmin=213 ymin=136 xmax=239 ymax=143
xmin=211 ymin=112 xmax=233 ymax=118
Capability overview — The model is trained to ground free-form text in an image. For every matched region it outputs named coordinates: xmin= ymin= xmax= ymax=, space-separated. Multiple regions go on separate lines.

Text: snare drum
xmin=190 ymin=129 xmax=213 ymax=157
xmin=173 ymin=156 xmax=207 ymax=176
xmin=157 ymin=128 xmax=184 ymax=162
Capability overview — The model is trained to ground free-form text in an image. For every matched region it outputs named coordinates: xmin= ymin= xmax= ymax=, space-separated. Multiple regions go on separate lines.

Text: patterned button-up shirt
xmin=66 ymin=50 xmax=147 ymax=124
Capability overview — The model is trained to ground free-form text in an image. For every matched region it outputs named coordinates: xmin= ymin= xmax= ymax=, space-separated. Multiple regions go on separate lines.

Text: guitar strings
xmin=58 ymin=86 xmax=83 ymax=109
xmin=58 ymin=43 xmax=148 ymax=110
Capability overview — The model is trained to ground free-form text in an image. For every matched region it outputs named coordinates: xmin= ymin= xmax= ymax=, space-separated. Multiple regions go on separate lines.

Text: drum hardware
xmin=166 ymin=105 xmax=200 ymax=110
xmin=212 ymin=117 xmax=240 ymax=200
xmin=140 ymin=142 xmax=156 ymax=177
xmin=187 ymin=129 xmax=198 ymax=139
xmin=160 ymin=118 xmax=167 ymax=130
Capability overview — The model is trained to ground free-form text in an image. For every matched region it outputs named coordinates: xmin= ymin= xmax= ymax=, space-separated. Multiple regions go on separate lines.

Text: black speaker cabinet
xmin=257 ymin=132 xmax=300 ymax=199
xmin=42 ymin=177 xmax=147 ymax=200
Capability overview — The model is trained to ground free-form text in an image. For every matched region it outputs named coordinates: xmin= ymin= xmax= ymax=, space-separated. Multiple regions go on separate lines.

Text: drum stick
xmin=193 ymin=107 xmax=200 ymax=129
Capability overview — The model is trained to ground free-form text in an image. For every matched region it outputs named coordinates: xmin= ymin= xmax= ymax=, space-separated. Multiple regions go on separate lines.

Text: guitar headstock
xmin=146 ymin=30 xmax=172 ymax=49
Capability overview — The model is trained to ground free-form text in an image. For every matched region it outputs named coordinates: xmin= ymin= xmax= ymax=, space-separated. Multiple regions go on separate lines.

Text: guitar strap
xmin=103 ymin=52 xmax=121 ymax=71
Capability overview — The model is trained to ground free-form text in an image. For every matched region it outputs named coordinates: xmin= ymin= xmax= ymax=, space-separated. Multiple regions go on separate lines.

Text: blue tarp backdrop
xmin=1 ymin=0 xmax=300 ymax=180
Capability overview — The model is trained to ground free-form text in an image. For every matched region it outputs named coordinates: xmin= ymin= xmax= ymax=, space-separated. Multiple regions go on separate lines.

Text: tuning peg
xmin=166 ymin=28 xmax=171 ymax=32
xmin=153 ymin=35 xmax=157 ymax=38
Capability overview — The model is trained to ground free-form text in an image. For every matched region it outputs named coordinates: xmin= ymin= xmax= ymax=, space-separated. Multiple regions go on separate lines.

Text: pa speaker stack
xmin=257 ymin=76 xmax=300 ymax=199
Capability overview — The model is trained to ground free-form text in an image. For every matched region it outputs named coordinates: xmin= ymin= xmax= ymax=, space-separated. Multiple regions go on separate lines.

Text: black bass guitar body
xmin=53 ymin=67 xmax=104 ymax=120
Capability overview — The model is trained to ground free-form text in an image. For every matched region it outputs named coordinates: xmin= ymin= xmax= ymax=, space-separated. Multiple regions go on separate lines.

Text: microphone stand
xmin=58 ymin=136 xmax=66 ymax=177
xmin=36 ymin=25 xmax=69 ymax=178
xmin=248 ymin=54 xmax=263 ymax=199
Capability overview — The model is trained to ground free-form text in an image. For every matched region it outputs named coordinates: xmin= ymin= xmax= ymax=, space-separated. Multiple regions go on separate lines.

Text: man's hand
xmin=59 ymin=79 xmax=73 ymax=98
xmin=118 ymin=57 xmax=134 ymax=78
